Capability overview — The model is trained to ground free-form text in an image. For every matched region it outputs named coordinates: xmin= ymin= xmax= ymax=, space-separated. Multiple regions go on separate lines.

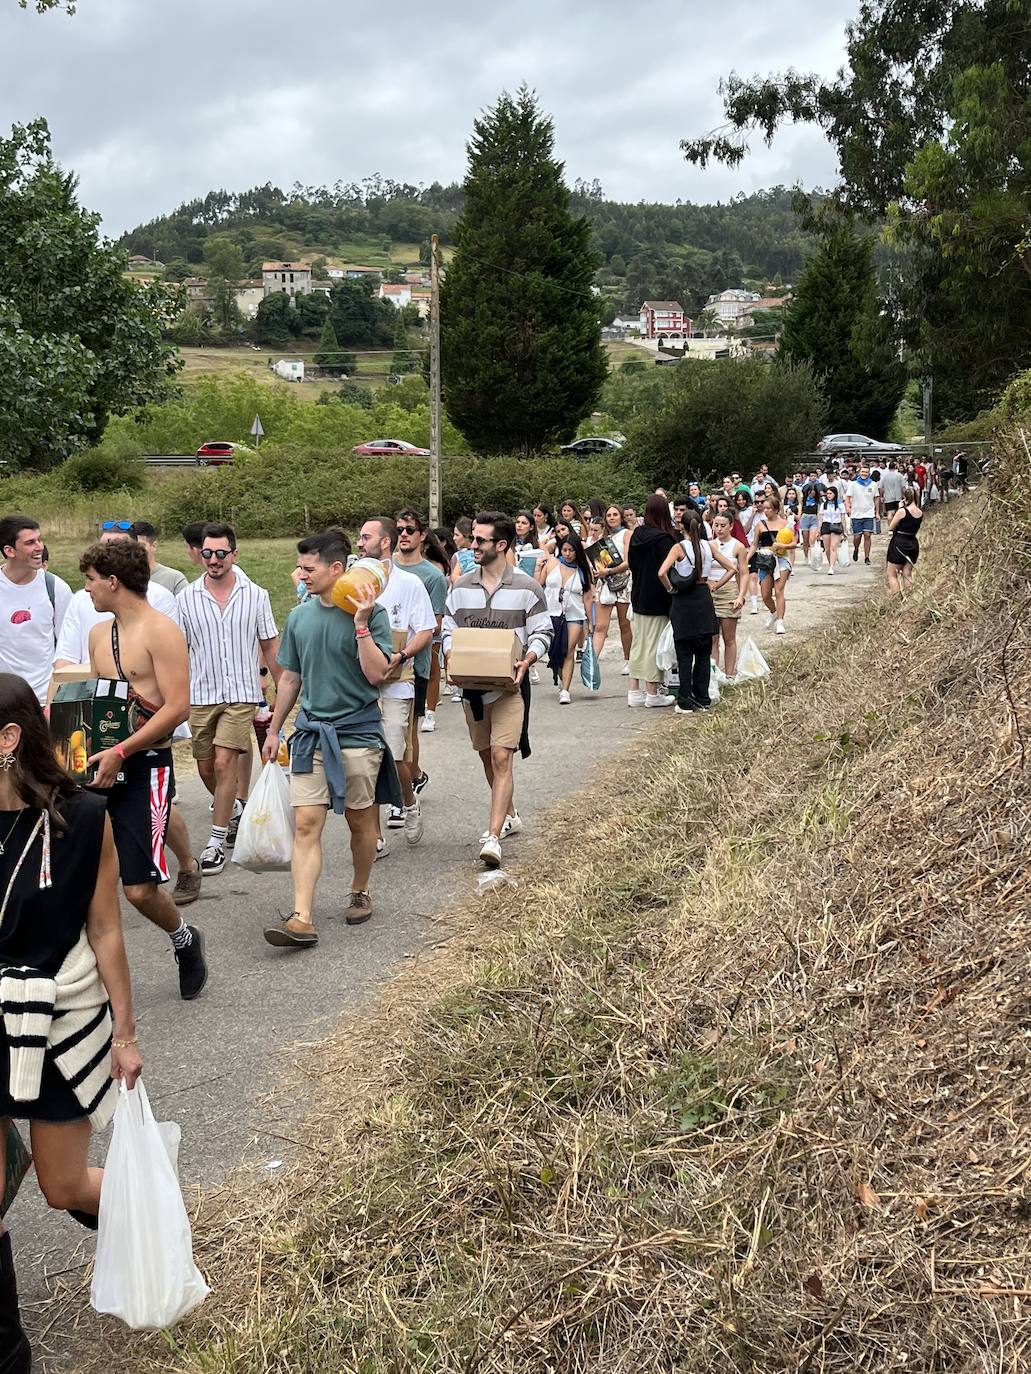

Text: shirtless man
xmin=79 ymin=539 xmax=208 ymax=999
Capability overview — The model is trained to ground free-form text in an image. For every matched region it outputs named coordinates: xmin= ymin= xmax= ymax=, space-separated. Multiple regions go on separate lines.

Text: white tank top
xmin=544 ymin=561 xmax=586 ymax=620
xmin=674 ymin=539 xmax=715 ymax=581
xmin=710 ymin=537 xmax=741 ymax=584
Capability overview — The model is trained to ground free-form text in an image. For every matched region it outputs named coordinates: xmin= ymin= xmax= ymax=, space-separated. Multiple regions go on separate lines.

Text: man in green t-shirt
xmin=262 ymin=529 xmax=398 ymax=946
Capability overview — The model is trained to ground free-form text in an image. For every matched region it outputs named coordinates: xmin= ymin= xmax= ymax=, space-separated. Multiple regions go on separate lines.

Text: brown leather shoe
xmin=263 ymin=914 xmax=318 ymax=947
xmin=345 ymin=891 xmax=373 ymax=926
xmin=172 ymin=861 xmax=202 ymax=906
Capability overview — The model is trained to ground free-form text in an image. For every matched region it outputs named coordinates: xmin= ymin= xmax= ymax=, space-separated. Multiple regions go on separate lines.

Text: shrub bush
xmin=58 ymin=449 xmax=145 ymax=494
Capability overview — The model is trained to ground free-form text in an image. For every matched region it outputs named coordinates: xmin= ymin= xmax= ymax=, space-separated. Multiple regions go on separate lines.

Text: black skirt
xmin=886 ymin=532 xmax=920 ymax=566
xmin=0 ymin=1040 xmax=86 ymax=1122
xmin=670 ymin=582 xmax=719 ymax=640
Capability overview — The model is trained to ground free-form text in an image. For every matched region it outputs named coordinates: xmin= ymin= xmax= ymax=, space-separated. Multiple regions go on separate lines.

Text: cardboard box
xmin=46 ymin=663 xmax=92 ymax=708
xmin=50 ymin=679 xmax=141 ymax=784
xmin=382 ymin=628 xmax=417 ymax=685
xmin=447 ymin=628 xmax=521 ymax=693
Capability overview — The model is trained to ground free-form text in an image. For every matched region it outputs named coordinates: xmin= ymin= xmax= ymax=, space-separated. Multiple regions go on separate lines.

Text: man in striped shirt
xmin=174 ymin=523 xmax=282 ymax=875
xmin=442 ymin=511 xmax=551 ymax=869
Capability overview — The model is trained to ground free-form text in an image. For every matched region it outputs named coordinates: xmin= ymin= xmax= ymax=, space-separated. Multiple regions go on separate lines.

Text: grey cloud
xmin=0 ymin=0 xmax=855 ymax=233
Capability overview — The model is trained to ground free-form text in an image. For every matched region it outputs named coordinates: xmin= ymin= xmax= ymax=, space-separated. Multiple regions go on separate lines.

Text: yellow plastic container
xmin=331 ymin=559 xmax=388 ymax=614
xmin=775 ymin=526 xmax=795 ymax=546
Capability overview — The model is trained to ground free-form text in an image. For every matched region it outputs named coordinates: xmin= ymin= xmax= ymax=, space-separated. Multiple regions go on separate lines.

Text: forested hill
xmin=117 ymin=178 xmax=817 ymax=314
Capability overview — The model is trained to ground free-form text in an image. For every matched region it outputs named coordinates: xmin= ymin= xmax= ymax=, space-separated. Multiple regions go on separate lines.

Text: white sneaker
xmin=530 ymin=667 xmax=540 ymax=683
xmin=644 ymin=693 xmax=675 ymax=708
xmin=828 ymin=567 xmax=835 ymax=576
xmin=479 ymin=834 xmax=502 ymax=868
xmin=450 ymin=688 xmax=463 ymax=703
xmin=403 ymin=802 xmax=423 ymax=845
xmin=375 ymin=837 xmax=388 ymax=860
xmin=621 ymin=661 xmax=630 ymax=676
xmin=420 ymin=711 xmax=436 ymax=733
xmin=501 ymin=812 xmax=522 ymax=838
xmin=558 ymin=688 xmax=571 ymax=705
xmin=627 ymin=689 xmax=646 ymax=707
xmin=775 ymin=619 xmax=785 ymax=635
xmin=386 ymin=806 xmax=405 ymax=829
xmin=749 ymin=596 xmax=758 ymax=614
xmin=765 ymin=612 xmax=777 ymax=629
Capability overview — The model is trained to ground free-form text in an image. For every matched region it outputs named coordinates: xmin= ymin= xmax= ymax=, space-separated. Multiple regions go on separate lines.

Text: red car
xmin=195 ymin=441 xmax=242 ymax=466
xmin=352 ymin=438 xmax=431 ymax=458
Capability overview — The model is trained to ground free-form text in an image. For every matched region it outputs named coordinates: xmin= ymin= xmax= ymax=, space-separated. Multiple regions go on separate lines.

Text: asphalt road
xmin=15 ymin=552 xmax=880 ymax=1367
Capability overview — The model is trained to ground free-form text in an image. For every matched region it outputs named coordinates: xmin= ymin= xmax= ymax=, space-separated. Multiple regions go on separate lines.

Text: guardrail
xmin=139 ymin=455 xmax=198 ymax=467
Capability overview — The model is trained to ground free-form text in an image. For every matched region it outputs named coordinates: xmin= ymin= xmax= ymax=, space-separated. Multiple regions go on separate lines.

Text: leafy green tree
xmin=332 ymin=381 xmax=373 ymax=409
xmin=202 ymin=234 xmax=244 ymax=282
xmin=314 ymin=315 xmax=347 ymax=374
xmin=162 ymin=258 xmax=193 ymax=282
xmin=626 ymin=356 xmax=827 ymax=488
xmin=0 ymin=119 xmax=176 ymax=470
xmin=391 ymin=316 xmax=415 ymax=374
xmin=329 ymin=279 xmax=396 ymax=347
xmin=779 ymin=223 xmax=905 ymax=436
xmin=441 ymin=87 xmax=608 ymax=455
xmin=167 ymin=310 xmax=210 ymax=346
xmin=253 ymin=292 xmax=296 ymax=347
xmin=695 ymin=308 xmax=719 ymax=337
xmin=681 ymin=0 xmax=1031 ymax=419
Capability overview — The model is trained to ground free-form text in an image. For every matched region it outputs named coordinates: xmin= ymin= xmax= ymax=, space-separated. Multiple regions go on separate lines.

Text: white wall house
xmin=262 ymin=262 xmax=313 ymax=297
xmin=705 ymin=288 xmax=761 ymax=327
xmin=273 ymin=359 xmax=304 ymax=382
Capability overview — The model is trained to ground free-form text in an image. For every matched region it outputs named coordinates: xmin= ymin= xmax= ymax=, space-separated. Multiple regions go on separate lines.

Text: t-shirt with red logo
xmin=0 ymin=567 xmax=73 ymax=705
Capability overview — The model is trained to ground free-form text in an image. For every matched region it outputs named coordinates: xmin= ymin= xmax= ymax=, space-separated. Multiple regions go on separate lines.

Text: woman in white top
xmin=658 ymin=511 xmax=738 ymax=712
xmin=537 ymin=530 xmax=595 ymax=704
xmin=588 ymin=504 xmax=633 ymax=673
xmin=708 ymin=511 xmax=749 ymax=679
xmin=817 ymin=484 xmax=845 ymax=575
xmin=532 ymin=504 xmax=555 ymax=555
xmin=557 ymin=499 xmax=583 ymax=538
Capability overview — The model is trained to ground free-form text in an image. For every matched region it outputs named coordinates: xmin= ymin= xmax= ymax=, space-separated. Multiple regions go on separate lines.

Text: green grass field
xmin=177 ymin=346 xmax=401 ymax=400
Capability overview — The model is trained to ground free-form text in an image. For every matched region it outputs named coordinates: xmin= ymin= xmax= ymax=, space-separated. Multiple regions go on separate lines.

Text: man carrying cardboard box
xmin=355 ymin=517 xmax=436 ymax=853
xmin=442 ymin=512 xmax=552 ymax=869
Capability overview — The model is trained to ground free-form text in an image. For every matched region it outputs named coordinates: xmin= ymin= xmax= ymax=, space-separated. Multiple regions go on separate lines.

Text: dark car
xmin=352 ymin=439 xmax=431 ymax=458
xmin=560 ymin=437 xmax=624 ymax=456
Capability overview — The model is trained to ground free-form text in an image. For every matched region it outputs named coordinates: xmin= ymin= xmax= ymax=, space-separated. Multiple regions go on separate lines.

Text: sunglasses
xmin=470 ymin=536 xmax=495 ymax=546
xmin=397 ymin=525 xmax=421 ymax=536
xmin=201 ymin=548 xmax=233 ymax=561
xmin=102 ymin=519 xmax=133 ymax=532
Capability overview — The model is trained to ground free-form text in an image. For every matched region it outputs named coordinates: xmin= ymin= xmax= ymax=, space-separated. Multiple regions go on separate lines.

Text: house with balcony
xmin=705 ymin=288 xmax=762 ymax=328
xmin=639 ymin=300 xmax=690 ymax=339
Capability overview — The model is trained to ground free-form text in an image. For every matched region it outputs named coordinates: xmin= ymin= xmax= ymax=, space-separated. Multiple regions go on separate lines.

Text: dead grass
xmin=67 ymin=442 xmax=1031 ymax=1372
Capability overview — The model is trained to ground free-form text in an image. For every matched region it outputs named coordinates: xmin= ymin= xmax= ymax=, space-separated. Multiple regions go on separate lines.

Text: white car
xmin=817 ymin=433 xmax=903 ymax=453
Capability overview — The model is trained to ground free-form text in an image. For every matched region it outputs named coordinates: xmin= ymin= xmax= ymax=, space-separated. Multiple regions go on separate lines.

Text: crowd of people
xmin=0 ymin=452 xmax=957 ymax=1360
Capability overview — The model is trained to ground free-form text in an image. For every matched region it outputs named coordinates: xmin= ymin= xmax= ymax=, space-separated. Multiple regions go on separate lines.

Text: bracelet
xmin=112 ymin=744 xmax=127 ymax=760
xmin=356 ymin=627 xmax=371 ymax=638
xmin=112 ymin=1035 xmax=138 ymax=1048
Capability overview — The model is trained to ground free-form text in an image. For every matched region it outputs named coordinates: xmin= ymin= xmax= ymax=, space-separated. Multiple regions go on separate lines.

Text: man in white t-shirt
xmin=845 ymin=461 xmax=879 ymax=564
xmin=0 ymin=513 xmax=72 ymax=704
xmin=355 ymin=517 xmax=435 ymax=852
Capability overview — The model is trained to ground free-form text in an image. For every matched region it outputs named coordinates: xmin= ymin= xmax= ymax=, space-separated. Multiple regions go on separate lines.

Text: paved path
xmin=17 ymin=551 xmax=880 ymax=1367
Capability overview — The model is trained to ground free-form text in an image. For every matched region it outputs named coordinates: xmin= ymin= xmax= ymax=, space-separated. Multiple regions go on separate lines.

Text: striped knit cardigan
xmin=1 ymin=929 xmax=116 ymax=1130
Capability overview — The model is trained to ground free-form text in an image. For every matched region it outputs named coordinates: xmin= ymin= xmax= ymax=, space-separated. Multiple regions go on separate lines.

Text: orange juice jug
xmin=331 ymin=558 xmax=388 ymax=614
xmin=277 ymin=738 xmax=289 ymax=766
xmin=69 ymin=729 xmax=88 ymax=776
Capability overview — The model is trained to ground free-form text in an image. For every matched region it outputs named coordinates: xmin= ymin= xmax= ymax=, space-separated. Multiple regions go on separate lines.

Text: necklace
xmin=0 ymin=808 xmax=26 ymax=856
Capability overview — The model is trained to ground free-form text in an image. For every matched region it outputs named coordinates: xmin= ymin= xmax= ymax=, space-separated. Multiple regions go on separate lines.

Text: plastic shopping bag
xmin=736 ymin=637 xmax=771 ymax=682
xmin=91 ymin=1081 xmax=209 ymax=1330
xmin=580 ymin=634 xmax=601 ymax=692
xmin=655 ymin=622 xmax=676 ymax=672
xmin=808 ymin=542 xmax=825 ymax=572
xmin=711 ymin=659 xmax=730 ymax=687
xmin=708 ymin=673 xmax=721 ymax=703
xmin=837 ymin=539 xmax=851 ymax=568
xmin=232 ymin=761 xmax=294 ymax=872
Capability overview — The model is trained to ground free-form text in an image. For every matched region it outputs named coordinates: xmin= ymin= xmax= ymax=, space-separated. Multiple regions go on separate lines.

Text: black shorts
xmin=747 ymin=553 xmax=759 ymax=574
xmin=820 ymin=522 xmax=843 ymax=537
xmin=883 ymin=501 xmax=900 ymax=515
xmin=102 ymin=749 xmax=174 ymax=887
xmin=414 ymin=673 xmax=428 ymax=719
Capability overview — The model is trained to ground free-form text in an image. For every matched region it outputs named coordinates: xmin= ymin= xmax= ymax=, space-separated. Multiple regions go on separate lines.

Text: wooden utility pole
xmin=428 ymin=234 xmax=443 ymax=526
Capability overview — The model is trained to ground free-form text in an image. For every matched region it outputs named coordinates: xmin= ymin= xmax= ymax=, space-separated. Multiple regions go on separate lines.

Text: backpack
xmin=43 ymin=570 xmax=57 ymax=645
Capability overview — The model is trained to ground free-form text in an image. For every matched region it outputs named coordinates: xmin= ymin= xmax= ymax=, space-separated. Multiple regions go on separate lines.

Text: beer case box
xmin=46 ymin=663 xmax=92 ymax=708
xmin=382 ymin=629 xmax=416 ymax=685
xmin=50 ymin=679 xmax=141 ymax=785
xmin=447 ymin=628 xmax=521 ymax=693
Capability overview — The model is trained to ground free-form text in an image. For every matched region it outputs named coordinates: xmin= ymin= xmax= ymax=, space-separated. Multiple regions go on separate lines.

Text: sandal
xmin=263 ymin=913 xmax=318 ymax=948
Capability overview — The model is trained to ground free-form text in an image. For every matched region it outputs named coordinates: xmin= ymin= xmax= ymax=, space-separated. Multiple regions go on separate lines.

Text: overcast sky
xmin=0 ymin=0 xmax=855 ymax=236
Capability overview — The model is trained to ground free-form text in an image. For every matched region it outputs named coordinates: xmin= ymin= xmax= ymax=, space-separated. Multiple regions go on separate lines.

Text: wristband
xmin=113 ymin=744 xmax=127 ymax=760
xmin=356 ymin=627 xmax=371 ymax=638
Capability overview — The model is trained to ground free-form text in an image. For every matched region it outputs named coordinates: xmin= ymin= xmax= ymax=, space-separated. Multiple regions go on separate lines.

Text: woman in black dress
xmin=885 ymin=484 xmax=924 ymax=594
xmin=0 ymin=673 xmax=142 ymax=1237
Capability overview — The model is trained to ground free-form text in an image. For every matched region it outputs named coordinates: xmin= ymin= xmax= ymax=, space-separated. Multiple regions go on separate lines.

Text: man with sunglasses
xmin=0 ymin=512 xmax=73 ymax=706
xmin=174 ymin=524 xmax=281 ymax=876
xmin=392 ymin=509 xmax=447 ymax=806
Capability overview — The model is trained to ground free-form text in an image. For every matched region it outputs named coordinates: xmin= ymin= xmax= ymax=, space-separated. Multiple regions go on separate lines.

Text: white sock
xmin=208 ymin=825 xmax=228 ymax=851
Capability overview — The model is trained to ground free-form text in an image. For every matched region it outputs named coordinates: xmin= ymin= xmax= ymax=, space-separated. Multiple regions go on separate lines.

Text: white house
xmin=262 ymin=261 xmax=313 ymax=297
xmin=379 ymin=283 xmax=413 ymax=309
xmin=705 ymin=288 xmax=761 ymax=327
xmin=234 ymin=281 xmax=265 ymax=319
xmin=273 ymin=359 xmax=304 ymax=382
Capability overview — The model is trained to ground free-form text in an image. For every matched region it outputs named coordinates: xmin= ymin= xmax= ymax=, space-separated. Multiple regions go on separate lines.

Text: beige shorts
xmin=189 ymin=702 xmax=256 ymax=758
xmin=289 ymin=747 xmax=382 ymax=811
xmin=380 ymin=695 xmax=413 ymax=764
xmin=463 ymin=693 xmax=523 ymax=753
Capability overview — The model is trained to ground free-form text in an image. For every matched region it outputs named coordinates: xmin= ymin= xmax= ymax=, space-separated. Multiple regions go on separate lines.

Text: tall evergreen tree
xmin=314 ymin=314 xmax=344 ymax=373
xmin=440 ymin=88 xmax=608 ymax=455
xmin=779 ymin=225 xmax=905 ymax=438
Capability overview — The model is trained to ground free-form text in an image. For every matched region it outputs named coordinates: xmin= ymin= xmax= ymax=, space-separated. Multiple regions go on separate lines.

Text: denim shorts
xmin=851 ymin=516 xmax=875 ymax=535
xmin=799 ymin=513 xmax=820 ymax=531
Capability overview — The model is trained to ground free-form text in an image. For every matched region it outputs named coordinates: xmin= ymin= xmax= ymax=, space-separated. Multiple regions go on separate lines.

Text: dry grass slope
xmin=77 ymin=438 xmax=1031 ymax=1373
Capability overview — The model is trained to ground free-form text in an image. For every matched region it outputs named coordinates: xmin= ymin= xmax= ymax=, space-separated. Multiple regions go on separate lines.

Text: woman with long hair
xmin=419 ymin=529 xmax=452 ymax=729
xmin=626 ymin=495 xmax=677 ymax=707
xmin=512 ymin=510 xmax=542 ymax=577
xmin=658 ymin=511 xmax=739 ymax=711
xmin=708 ymin=510 xmax=749 ymax=679
xmin=432 ymin=526 xmax=458 ymax=572
xmin=589 ymin=503 xmax=633 ymax=674
xmin=738 ymin=489 xmax=767 ymax=614
xmin=532 ymin=503 xmax=555 ymax=554
xmin=818 ymin=484 xmax=846 ymax=574
xmin=537 ymin=530 xmax=595 ymax=704
xmin=452 ymin=517 xmax=476 ymax=577
xmin=885 ymin=484 xmax=923 ymax=595
xmin=0 ymin=674 xmax=141 ymax=1264
xmin=557 ymin=499 xmax=583 ymax=537
xmin=749 ymin=491 xmax=795 ymax=633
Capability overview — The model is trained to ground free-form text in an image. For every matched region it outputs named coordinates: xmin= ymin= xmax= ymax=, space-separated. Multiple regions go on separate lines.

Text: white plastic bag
xmin=656 ymin=622 xmax=676 ymax=672
xmin=708 ymin=674 xmax=721 ymax=703
xmin=837 ymin=538 xmax=851 ymax=568
xmin=809 ymin=542 xmax=825 ymax=571
xmin=232 ymin=761 xmax=294 ymax=871
xmin=711 ymin=659 xmax=730 ymax=687
xmin=91 ymin=1081 xmax=209 ymax=1330
xmin=736 ymin=637 xmax=771 ymax=681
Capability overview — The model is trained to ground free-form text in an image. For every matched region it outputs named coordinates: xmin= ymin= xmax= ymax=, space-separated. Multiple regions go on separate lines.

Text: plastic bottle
xmin=330 ymin=558 xmax=388 ymax=614
xmin=277 ymin=738 xmax=289 ymax=766
xmin=69 ymin=729 xmax=88 ymax=776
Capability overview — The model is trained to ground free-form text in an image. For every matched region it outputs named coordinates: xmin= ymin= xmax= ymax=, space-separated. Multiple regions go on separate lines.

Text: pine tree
xmin=391 ymin=315 xmax=415 ymax=374
xmin=314 ymin=315 xmax=344 ymax=374
xmin=779 ymin=224 xmax=905 ymax=438
xmin=440 ymin=87 xmax=608 ymax=455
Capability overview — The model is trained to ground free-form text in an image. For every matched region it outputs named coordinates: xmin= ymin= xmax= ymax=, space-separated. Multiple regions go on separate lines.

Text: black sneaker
xmin=175 ymin=927 xmax=208 ymax=1000
xmin=200 ymin=844 xmax=226 ymax=875
xmin=226 ymin=813 xmax=241 ymax=848
xmin=852 ymin=547 xmax=859 ymax=562
xmin=412 ymin=771 xmax=430 ymax=797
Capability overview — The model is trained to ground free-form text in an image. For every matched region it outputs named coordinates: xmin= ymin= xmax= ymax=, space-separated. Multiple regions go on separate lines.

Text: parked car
xmin=560 ymin=437 xmax=624 ymax=456
xmin=817 ymin=433 xmax=903 ymax=453
xmin=195 ymin=441 xmax=245 ymax=465
xmin=352 ymin=439 xmax=431 ymax=457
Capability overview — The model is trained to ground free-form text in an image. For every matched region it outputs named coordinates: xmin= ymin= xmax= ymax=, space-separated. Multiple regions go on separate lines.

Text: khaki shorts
xmin=380 ymin=695 xmax=414 ymax=765
xmin=289 ymin=747 xmax=382 ymax=811
xmin=463 ymin=693 xmax=523 ymax=753
xmin=189 ymin=702 xmax=257 ymax=758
